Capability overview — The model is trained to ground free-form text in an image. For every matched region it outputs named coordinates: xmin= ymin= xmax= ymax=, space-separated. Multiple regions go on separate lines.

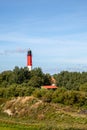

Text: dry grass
xmin=0 ymin=96 xmax=87 ymax=129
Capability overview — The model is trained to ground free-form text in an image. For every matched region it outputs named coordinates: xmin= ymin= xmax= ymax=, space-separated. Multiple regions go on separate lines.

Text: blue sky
xmin=0 ymin=0 xmax=87 ymax=74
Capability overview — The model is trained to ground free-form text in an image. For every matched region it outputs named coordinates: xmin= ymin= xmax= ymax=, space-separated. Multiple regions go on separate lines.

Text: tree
xmin=43 ymin=73 xmax=51 ymax=85
xmin=53 ymin=71 xmax=84 ymax=90
xmin=13 ymin=66 xmax=30 ymax=84
xmin=28 ymin=76 xmax=43 ymax=88
xmin=30 ymin=67 xmax=44 ymax=77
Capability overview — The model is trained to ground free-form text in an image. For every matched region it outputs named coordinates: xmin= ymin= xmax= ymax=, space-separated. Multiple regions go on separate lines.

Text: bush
xmin=42 ymin=90 xmax=53 ymax=102
xmin=52 ymin=88 xmax=66 ymax=103
xmin=79 ymin=83 xmax=87 ymax=92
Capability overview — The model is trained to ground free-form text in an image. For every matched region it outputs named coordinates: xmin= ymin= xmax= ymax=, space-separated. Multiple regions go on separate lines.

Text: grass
xmin=0 ymin=115 xmax=87 ymax=130
xmin=0 ymin=97 xmax=87 ymax=130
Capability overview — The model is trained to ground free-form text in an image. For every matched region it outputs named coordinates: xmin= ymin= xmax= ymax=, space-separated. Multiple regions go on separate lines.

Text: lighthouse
xmin=27 ymin=49 xmax=32 ymax=71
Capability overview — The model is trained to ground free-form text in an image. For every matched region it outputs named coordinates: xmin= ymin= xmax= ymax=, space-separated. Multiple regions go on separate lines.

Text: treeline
xmin=0 ymin=66 xmax=51 ymax=88
xmin=1 ymin=67 xmax=87 ymax=93
xmin=54 ymin=71 xmax=87 ymax=91
xmin=1 ymin=67 xmax=87 ymax=91
xmin=0 ymin=67 xmax=87 ymax=107
xmin=0 ymin=66 xmax=51 ymax=98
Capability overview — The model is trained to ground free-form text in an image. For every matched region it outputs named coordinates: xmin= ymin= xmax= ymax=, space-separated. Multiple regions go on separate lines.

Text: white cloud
xmin=0 ymin=32 xmax=87 ymax=45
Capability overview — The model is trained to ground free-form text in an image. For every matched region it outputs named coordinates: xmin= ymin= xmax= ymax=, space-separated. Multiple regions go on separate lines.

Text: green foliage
xmin=30 ymin=67 xmax=43 ymax=77
xmin=28 ymin=76 xmax=43 ymax=88
xmin=29 ymin=68 xmax=51 ymax=87
xmin=0 ymin=84 xmax=35 ymax=98
xmin=0 ymin=70 xmax=13 ymax=87
xmin=79 ymin=82 xmax=87 ymax=92
xmin=43 ymin=73 xmax=51 ymax=85
xmin=1 ymin=67 xmax=87 ymax=108
xmin=33 ymin=89 xmax=47 ymax=98
xmin=33 ymin=87 xmax=87 ymax=107
xmin=42 ymin=90 xmax=53 ymax=102
xmin=13 ymin=66 xmax=30 ymax=84
xmin=53 ymin=71 xmax=87 ymax=90
xmin=52 ymin=89 xmax=87 ymax=107
xmin=0 ymin=67 xmax=52 ymax=89
xmin=52 ymin=88 xmax=66 ymax=103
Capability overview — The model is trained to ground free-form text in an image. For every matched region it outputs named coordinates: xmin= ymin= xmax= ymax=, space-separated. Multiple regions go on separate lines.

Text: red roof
xmin=42 ymin=85 xmax=57 ymax=89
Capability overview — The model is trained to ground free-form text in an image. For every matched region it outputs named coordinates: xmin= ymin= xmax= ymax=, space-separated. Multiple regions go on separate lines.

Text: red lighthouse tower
xmin=27 ymin=49 xmax=32 ymax=71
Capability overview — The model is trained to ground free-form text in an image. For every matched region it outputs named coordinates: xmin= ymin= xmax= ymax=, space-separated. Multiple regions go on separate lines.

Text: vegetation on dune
xmin=0 ymin=96 xmax=87 ymax=129
xmin=1 ymin=66 xmax=87 ymax=92
xmin=0 ymin=66 xmax=87 ymax=129
xmin=0 ymin=66 xmax=87 ymax=108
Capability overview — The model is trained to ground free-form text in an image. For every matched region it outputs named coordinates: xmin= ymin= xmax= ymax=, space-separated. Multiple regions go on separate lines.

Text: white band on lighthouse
xmin=27 ymin=66 xmax=32 ymax=71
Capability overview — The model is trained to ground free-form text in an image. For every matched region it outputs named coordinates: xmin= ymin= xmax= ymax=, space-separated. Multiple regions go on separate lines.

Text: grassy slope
xmin=0 ymin=97 xmax=87 ymax=130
